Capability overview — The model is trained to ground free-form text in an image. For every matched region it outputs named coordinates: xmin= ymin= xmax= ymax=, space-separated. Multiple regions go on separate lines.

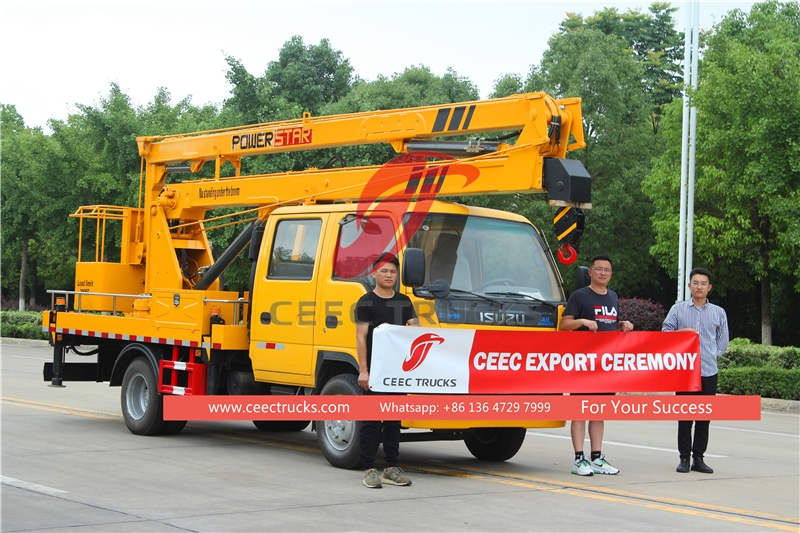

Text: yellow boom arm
xmin=75 ymin=92 xmax=590 ymax=293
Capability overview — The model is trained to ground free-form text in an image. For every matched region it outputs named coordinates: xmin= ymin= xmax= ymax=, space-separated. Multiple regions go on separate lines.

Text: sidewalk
xmin=4 ymin=337 xmax=799 ymax=413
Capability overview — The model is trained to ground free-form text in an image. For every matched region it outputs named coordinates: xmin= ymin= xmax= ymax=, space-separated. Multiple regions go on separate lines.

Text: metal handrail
xmin=204 ymin=297 xmax=250 ymax=324
xmin=203 ymin=297 xmax=249 ymax=304
xmin=47 ymin=290 xmax=250 ymax=323
xmin=47 ymin=289 xmax=150 ymax=315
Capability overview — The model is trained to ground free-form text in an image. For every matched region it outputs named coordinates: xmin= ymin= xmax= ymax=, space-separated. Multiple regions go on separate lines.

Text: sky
xmin=1 ymin=1 xmax=757 ymax=131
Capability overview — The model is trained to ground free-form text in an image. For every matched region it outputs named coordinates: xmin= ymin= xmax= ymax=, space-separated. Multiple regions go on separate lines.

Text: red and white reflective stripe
xmin=162 ymin=385 xmax=186 ymax=396
xmin=256 ymin=342 xmax=285 ymax=350
xmin=201 ymin=342 xmax=223 ymax=350
xmin=172 ymin=362 xmax=187 ymax=371
xmin=51 ymin=327 xmax=199 ymax=347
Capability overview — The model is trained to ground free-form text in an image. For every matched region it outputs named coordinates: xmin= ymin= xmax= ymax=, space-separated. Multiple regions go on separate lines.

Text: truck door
xmin=250 ymin=215 xmax=328 ymax=382
xmin=315 ymin=212 xmax=399 ymax=362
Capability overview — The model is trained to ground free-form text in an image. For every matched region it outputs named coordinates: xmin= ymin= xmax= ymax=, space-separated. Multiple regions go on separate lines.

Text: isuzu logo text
xmin=478 ymin=311 xmax=526 ymax=325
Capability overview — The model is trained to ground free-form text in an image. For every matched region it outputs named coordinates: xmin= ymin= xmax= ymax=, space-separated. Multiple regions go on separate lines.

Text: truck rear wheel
xmin=253 ymin=421 xmax=310 ymax=432
xmin=121 ymin=357 xmax=167 ymax=436
xmin=316 ymin=374 xmax=363 ymax=469
xmin=464 ymin=427 xmax=526 ymax=461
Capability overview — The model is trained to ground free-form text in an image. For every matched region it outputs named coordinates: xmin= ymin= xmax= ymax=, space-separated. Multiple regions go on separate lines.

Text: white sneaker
xmin=572 ymin=456 xmax=594 ymax=476
xmin=591 ymin=455 xmax=619 ymax=475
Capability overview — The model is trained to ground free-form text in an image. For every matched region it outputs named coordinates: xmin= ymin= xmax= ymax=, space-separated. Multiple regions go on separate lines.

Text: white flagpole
xmin=685 ymin=0 xmax=700 ymax=288
xmin=677 ymin=1 xmax=693 ymax=302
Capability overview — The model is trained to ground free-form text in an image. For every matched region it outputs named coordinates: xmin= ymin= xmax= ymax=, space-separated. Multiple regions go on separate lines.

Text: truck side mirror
xmin=428 ymin=279 xmax=451 ymax=298
xmin=574 ymin=266 xmax=590 ymax=292
xmin=402 ymin=248 xmax=425 ymax=287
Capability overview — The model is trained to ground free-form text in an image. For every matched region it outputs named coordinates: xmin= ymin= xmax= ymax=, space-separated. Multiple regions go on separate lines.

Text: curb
xmin=760 ymin=397 xmax=800 ymax=414
xmin=2 ymin=337 xmax=798 ymax=413
xmin=2 ymin=337 xmax=51 ymax=347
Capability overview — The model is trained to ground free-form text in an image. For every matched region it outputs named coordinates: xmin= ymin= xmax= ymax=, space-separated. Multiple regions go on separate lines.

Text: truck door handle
xmin=325 ymin=316 xmax=338 ymax=329
xmin=260 ymin=312 xmax=271 ymax=325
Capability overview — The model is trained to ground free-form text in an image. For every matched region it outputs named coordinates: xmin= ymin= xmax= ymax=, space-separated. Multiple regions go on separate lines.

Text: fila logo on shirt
xmin=594 ymin=306 xmax=617 ymax=322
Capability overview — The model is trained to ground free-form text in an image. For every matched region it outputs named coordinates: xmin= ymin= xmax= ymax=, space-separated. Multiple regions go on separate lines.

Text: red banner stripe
xmin=164 ymin=395 xmax=761 ymax=421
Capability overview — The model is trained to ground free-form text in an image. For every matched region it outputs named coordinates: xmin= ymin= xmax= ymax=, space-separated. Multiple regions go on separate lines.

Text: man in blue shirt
xmin=662 ymin=267 xmax=729 ymax=474
xmin=561 ymin=254 xmax=634 ymax=476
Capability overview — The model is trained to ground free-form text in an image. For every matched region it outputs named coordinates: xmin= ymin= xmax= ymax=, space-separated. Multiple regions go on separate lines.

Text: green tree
xmin=2 ymin=84 xmax=234 ymax=306
xmin=490 ymin=73 xmax=523 ymax=98
xmin=473 ymin=28 xmax=664 ymax=299
xmin=76 ymin=83 xmax=141 ymax=191
xmin=264 ymin=36 xmax=354 ymax=116
xmin=644 ymin=1 xmax=800 ymax=345
xmin=562 ymin=3 xmax=684 ymax=134
xmin=478 ymin=5 xmax=686 ymax=301
xmin=1 ymin=104 xmax=40 ymax=309
xmin=223 ymin=56 xmax=296 ymax=126
xmin=326 ymin=65 xmax=478 ymax=114
xmin=1 ymin=106 xmax=107 ymax=306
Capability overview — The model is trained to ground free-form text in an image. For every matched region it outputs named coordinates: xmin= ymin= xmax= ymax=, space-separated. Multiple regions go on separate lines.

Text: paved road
xmin=2 ymin=341 xmax=798 ymax=532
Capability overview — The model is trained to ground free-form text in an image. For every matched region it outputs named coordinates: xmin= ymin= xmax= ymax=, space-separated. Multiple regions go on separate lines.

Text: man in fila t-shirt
xmin=560 ymin=254 xmax=634 ymax=476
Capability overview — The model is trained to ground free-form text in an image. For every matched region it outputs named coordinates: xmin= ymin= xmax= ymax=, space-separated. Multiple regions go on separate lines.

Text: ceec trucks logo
xmin=403 ymin=333 xmax=445 ymax=372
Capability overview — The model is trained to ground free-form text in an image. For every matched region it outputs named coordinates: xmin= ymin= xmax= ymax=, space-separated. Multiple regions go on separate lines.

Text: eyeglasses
xmin=690 ymin=281 xmax=709 ymax=287
xmin=592 ymin=268 xmax=613 ymax=274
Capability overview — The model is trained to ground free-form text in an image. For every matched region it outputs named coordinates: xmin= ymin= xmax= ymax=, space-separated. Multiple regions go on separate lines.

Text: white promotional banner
xmin=368 ymin=324 xmax=702 ymax=394
xmin=369 ymin=325 xmax=472 ymax=393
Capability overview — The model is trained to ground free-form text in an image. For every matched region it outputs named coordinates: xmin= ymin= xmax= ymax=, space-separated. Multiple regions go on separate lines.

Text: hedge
xmin=719 ymin=338 xmax=800 ymax=370
xmin=1 ymin=310 xmax=44 ymax=326
xmin=718 ymin=367 xmax=800 ymax=400
xmin=619 ymin=298 xmax=667 ymax=332
xmin=0 ymin=310 xmax=49 ymax=340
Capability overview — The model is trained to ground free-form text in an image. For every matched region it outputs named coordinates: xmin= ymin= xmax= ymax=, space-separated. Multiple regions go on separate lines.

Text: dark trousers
xmin=677 ymin=373 xmax=718 ymax=460
xmin=360 ymin=419 xmax=400 ymax=470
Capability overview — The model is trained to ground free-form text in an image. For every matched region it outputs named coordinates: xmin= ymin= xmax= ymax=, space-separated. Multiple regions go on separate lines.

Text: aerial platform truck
xmin=44 ymin=91 xmax=592 ymax=467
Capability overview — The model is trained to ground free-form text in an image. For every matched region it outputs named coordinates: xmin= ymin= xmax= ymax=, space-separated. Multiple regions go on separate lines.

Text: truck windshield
xmin=406 ymin=213 xmax=564 ymax=302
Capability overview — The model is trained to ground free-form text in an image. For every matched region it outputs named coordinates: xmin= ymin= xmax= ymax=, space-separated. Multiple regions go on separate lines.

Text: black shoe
xmin=676 ymin=458 xmax=690 ymax=473
xmin=691 ymin=458 xmax=713 ymax=473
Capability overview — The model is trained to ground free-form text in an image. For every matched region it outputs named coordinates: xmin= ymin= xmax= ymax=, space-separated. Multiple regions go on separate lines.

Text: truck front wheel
xmin=464 ymin=427 xmax=526 ymax=461
xmin=316 ymin=374 xmax=363 ymax=469
xmin=121 ymin=357 xmax=167 ymax=436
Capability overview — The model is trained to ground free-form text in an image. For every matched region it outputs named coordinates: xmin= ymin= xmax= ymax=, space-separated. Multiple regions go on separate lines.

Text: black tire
xmin=316 ymin=374 xmax=363 ymax=469
xmin=464 ymin=427 xmax=527 ymax=461
xmin=162 ymin=421 xmax=188 ymax=435
xmin=253 ymin=420 xmax=310 ymax=432
xmin=121 ymin=356 xmax=167 ymax=436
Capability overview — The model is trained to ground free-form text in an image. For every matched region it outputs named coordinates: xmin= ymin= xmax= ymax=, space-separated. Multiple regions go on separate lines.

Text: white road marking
xmin=762 ymin=411 xmax=800 ymax=418
xmin=1 ymin=476 xmax=67 ymax=495
xmin=715 ymin=426 xmax=799 ymax=438
xmin=525 ymin=430 xmax=727 ymax=457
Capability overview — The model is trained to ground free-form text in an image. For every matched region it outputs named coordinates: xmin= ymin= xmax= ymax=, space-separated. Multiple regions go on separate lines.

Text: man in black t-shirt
xmin=355 ymin=254 xmax=418 ymax=489
xmin=561 ymin=254 xmax=633 ymax=477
